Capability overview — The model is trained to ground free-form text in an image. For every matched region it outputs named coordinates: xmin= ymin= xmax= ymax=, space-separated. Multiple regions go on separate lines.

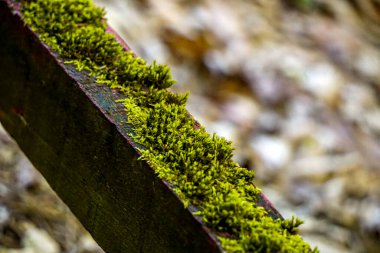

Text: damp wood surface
xmin=0 ymin=1 xmax=281 ymax=252
xmin=0 ymin=2 xmax=223 ymax=252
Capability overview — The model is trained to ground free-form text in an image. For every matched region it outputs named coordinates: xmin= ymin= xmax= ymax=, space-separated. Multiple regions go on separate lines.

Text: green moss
xmin=21 ymin=0 xmax=318 ymax=252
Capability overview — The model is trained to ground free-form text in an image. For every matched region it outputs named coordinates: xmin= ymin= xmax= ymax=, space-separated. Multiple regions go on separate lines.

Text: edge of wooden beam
xmin=0 ymin=1 xmax=224 ymax=252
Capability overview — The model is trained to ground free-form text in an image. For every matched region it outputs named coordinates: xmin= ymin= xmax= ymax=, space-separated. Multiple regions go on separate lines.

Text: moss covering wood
xmin=20 ymin=0 xmax=318 ymax=252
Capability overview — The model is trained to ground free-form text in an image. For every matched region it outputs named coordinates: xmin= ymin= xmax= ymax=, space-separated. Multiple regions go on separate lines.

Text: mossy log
xmin=0 ymin=0 xmax=282 ymax=252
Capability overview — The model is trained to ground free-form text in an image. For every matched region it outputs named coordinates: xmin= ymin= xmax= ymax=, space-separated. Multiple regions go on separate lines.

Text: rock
xmin=207 ymin=120 xmax=237 ymax=144
xmin=300 ymin=218 xmax=357 ymax=252
xmin=321 ymin=177 xmax=345 ymax=203
xmin=15 ymin=157 xmax=38 ymax=189
xmin=78 ymin=234 xmax=105 ymax=253
xmin=301 ymin=62 xmax=343 ymax=106
xmin=23 ymin=225 xmax=60 ymax=253
xmin=286 ymin=181 xmax=320 ymax=207
xmin=288 ymin=152 xmax=363 ymax=182
xmin=359 ymin=198 xmax=380 ymax=253
xmin=255 ymin=110 xmax=282 ymax=134
xmin=313 ymin=125 xmax=344 ymax=152
xmin=0 ymin=183 xmax=9 ymax=198
xmin=186 ymin=94 xmax=220 ymax=127
xmin=0 ymin=141 xmax=17 ymax=168
xmin=221 ymin=93 xmax=260 ymax=128
xmin=340 ymin=83 xmax=378 ymax=123
xmin=364 ymin=109 xmax=380 ymax=135
xmin=359 ymin=198 xmax=380 ymax=236
xmin=301 ymin=234 xmax=350 ymax=253
xmin=0 ymin=205 xmax=10 ymax=227
xmin=250 ymin=135 xmax=292 ymax=170
xmin=283 ymin=97 xmax=316 ymax=141
xmin=354 ymin=47 xmax=380 ymax=82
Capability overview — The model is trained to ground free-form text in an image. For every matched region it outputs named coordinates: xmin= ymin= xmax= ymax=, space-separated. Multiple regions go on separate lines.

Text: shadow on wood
xmin=0 ymin=1 xmax=282 ymax=252
xmin=0 ymin=1 xmax=223 ymax=252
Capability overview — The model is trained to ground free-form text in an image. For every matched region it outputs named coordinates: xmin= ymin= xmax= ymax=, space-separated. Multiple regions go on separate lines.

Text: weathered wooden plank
xmin=0 ymin=1 xmax=284 ymax=252
xmin=0 ymin=1 xmax=223 ymax=252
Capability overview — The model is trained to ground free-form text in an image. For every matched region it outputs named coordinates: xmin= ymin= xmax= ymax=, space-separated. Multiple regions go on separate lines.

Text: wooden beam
xmin=0 ymin=1 xmax=282 ymax=252
xmin=0 ymin=1 xmax=224 ymax=252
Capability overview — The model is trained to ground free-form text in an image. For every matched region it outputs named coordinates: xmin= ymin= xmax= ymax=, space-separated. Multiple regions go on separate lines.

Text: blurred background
xmin=1 ymin=0 xmax=380 ymax=252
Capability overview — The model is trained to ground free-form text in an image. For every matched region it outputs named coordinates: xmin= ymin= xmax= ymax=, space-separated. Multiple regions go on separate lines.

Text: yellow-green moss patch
xmin=21 ymin=0 xmax=318 ymax=252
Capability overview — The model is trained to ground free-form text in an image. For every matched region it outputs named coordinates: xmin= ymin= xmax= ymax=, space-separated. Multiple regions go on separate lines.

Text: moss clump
xmin=22 ymin=0 xmax=174 ymax=89
xmin=21 ymin=0 xmax=318 ymax=252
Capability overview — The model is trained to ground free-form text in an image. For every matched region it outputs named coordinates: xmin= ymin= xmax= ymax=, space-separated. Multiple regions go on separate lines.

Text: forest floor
xmin=1 ymin=0 xmax=380 ymax=252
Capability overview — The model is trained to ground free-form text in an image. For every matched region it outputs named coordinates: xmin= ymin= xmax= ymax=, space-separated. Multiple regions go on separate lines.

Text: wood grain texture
xmin=0 ymin=1 xmax=222 ymax=252
xmin=0 ymin=1 xmax=282 ymax=252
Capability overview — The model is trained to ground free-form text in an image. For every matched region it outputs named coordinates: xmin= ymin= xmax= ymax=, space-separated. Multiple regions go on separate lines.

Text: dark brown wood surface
xmin=0 ymin=1 xmax=282 ymax=252
xmin=0 ymin=1 xmax=223 ymax=252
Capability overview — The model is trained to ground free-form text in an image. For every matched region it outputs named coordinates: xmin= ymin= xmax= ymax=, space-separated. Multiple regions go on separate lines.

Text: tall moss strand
xmin=21 ymin=0 xmax=318 ymax=252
